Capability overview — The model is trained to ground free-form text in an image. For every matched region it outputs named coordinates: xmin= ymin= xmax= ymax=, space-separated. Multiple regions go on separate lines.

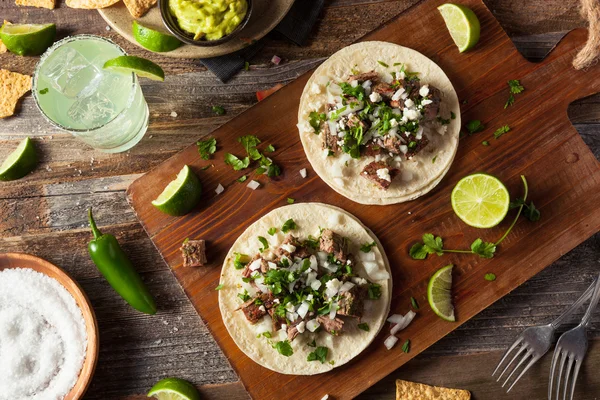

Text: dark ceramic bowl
xmin=159 ymin=0 xmax=253 ymax=47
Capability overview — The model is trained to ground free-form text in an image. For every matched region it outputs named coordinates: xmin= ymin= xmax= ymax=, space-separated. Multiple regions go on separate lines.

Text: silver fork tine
xmin=497 ymin=344 xmax=528 ymax=382
xmin=569 ymin=360 xmax=582 ymax=400
xmin=507 ymin=355 xmax=538 ymax=393
xmin=502 ymin=348 xmax=532 ymax=388
xmin=555 ymin=351 xmax=568 ymax=400
xmin=562 ymin=356 xmax=574 ymax=400
xmin=492 ymin=337 xmax=523 ymax=377
xmin=549 ymin=348 xmax=560 ymax=399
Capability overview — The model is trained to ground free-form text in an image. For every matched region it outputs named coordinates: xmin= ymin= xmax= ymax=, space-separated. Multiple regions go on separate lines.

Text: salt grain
xmin=0 ymin=268 xmax=87 ymax=399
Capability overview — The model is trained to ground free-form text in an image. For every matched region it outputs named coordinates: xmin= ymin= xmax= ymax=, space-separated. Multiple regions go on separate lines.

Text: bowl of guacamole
xmin=160 ymin=0 xmax=251 ymax=46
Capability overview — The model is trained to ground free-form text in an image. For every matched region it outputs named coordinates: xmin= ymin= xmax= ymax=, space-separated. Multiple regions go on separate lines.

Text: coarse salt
xmin=0 ymin=268 xmax=87 ymax=400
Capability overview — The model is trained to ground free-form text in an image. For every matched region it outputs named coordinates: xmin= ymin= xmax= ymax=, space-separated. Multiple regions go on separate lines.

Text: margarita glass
xmin=33 ymin=35 xmax=149 ymax=153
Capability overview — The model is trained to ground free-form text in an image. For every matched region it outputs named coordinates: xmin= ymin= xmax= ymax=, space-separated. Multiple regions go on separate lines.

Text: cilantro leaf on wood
xmin=422 ymin=233 xmax=444 ymax=255
xmin=212 ymin=105 xmax=226 ymax=115
xmin=197 ymin=137 xmax=217 ymax=160
xmin=238 ymin=135 xmax=262 ymax=160
xmin=485 ymin=273 xmax=497 ymax=281
xmin=466 ymin=120 xmax=484 ymax=134
xmin=510 ymin=198 xmax=541 ymax=222
xmin=493 ymin=125 xmax=510 ymax=139
xmin=505 ymin=80 xmax=524 ymax=108
xmin=470 ymin=238 xmax=496 ymax=258
xmin=224 ymin=153 xmax=250 ymax=171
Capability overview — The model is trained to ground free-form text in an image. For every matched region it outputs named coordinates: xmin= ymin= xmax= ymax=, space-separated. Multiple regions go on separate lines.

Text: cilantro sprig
xmin=504 ymin=80 xmax=525 ymax=109
xmin=224 ymin=135 xmax=282 ymax=178
xmin=307 ymin=346 xmax=328 ymax=363
xmin=197 ymin=137 xmax=217 ymax=160
xmin=360 ymin=241 xmax=377 ymax=253
xmin=409 ymin=176 xmax=537 ymax=260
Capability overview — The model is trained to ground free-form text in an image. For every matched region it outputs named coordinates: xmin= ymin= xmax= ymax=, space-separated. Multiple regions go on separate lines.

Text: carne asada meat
xmin=381 ymin=135 xmax=405 ymax=155
xmin=372 ymin=82 xmax=395 ymax=99
xmin=180 ymin=239 xmax=207 ymax=267
xmin=287 ymin=319 xmax=305 ymax=341
xmin=275 ymin=234 xmax=311 ymax=260
xmin=242 ymin=254 xmax=269 ymax=278
xmin=347 ymin=70 xmax=379 ymax=83
xmin=405 ymin=135 xmax=430 ymax=158
xmin=337 ymin=285 xmax=366 ymax=319
xmin=346 ymin=114 xmax=369 ymax=130
xmin=238 ymin=297 xmax=267 ymax=324
xmin=268 ymin=308 xmax=286 ymax=331
xmin=421 ymin=85 xmax=441 ymax=122
xmin=401 ymin=76 xmax=421 ymax=100
xmin=317 ymin=315 xmax=344 ymax=335
xmin=322 ymin=120 xmax=339 ymax=152
xmin=320 ymin=229 xmax=349 ymax=263
xmin=361 ymin=161 xmax=399 ymax=190
xmin=362 ymin=143 xmax=384 ymax=157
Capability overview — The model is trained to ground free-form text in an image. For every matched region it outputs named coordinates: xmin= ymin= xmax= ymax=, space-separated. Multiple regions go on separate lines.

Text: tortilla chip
xmin=396 ymin=380 xmax=471 ymax=400
xmin=123 ymin=0 xmax=156 ymax=18
xmin=0 ymin=69 xmax=32 ymax=119
xmin=15 ymin=0 xmax=55 ymax=9
xmin=66 ymin=0 xmax=120 ymax=9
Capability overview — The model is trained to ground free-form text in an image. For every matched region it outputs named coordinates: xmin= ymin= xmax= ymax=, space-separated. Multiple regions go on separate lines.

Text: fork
xmin=548 ymin=273 xmax=600 ymax=400
xmin=492 ymin=277 xmax=598 ymax=392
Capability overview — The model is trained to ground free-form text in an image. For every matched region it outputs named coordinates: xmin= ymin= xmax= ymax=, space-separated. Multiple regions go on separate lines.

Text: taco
xmin=297 ymin=41 xmax=461 ymax=205
xmin=218 ymin=203 xmax=392 ymax=375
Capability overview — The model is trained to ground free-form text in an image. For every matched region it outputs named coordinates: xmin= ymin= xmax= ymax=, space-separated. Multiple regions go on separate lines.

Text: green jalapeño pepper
xmin=87 ymin=208 xmax=157 ymax=315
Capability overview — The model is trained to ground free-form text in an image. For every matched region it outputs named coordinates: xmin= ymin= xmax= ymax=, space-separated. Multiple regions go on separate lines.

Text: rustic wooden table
xmin=1 ymin=1 xmax=599 ymax=399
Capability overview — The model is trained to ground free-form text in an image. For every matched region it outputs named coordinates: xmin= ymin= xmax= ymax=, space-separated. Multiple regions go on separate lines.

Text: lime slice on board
xmin=451 ymin=173 xmax=510 ymax=228
xmin=133 ymin=21 xmax=181 ymax=53
xmin=147 ymin=377 xmax=201 ymax=400
xmin=0 ymin=137 xmax=38 ymax=181
xmin=103 ymin=55 xmax=165 ymax=81
xmin=437 ymin=3 xmax=480 ymax=52
xmin=0 ymin=23 xmax=56 ymax=56
xmin=427 ymin=264 xmax=455 ymax=322
xmin=152 ymin=165 xmax=202 ymax=216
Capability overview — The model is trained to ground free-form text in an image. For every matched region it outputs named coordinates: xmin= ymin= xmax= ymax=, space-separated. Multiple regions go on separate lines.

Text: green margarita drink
xmin=33 ymin=35 xmax=149 ymax=153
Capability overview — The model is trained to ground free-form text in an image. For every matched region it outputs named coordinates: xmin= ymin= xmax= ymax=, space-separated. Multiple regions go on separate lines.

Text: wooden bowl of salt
xmin=0 ymin=253 xmax=99 ymax=400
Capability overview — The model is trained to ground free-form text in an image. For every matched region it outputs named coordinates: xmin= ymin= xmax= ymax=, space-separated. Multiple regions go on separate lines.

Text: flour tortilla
xmin=218 ymin=203 xmax=392 ymax=375
xmin=297 ymin=41 xmax=461 ymax=205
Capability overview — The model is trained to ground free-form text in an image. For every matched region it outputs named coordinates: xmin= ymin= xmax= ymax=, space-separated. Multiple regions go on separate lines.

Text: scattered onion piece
xmin=389 ymin=310 xmax=416 ymax=335
xmin=384 ymin=335 xmax=398 ymax=350
xmin=247 ymin=180 xmax=260 ymax=190
xmin=256 ymin=83 xmax=284 ymax=101
xmin=215 ymin=183 xmax=224 ymax=195
xmin=300 ymin=168 xmax=307 ymax=178
xmin=271 ymin=55 xmax=282 ymax=65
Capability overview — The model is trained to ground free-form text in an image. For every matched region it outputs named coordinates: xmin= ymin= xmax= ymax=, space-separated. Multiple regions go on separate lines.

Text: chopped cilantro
xmin=368 ymin=283 xmax=382 ymax=299
xmin=377 ymin=60 xmax=389 ymax=68
xmin=482 ymin=141 xmax=490 ymax=146
xmin=360 ymin=241 xmax=377 ymax=253
xmin=258 ymin=236 xmax=269 ymax=252
xmin=224 ymin=153 xmax=250 ymax=171
xmin=197 ymin=137 xmax=217 ymax=160
xmin=307 ymin=346 xmax=328 ymax=363
xmin=244 ymin=61 xmax=250 ymax=71
xmin=274 ymin=340 xmax=293 ymax=357
xmin=493 ymin=125 xmax=510 ymax=139
xmin=410 ymin=297 xmax=419 ymax=310
xmin=237 ymin=175 xmax=247 ymax=182
xmin=267 ymin=227 xmax=277 ymax=236
xmin=451 ymin=111 xmax=456 ymax=119
xmin=233 ymin=252 xmax=250 ymax=269
xmin=309 ymin=111 xmax=327 ymax=134
xmin=287 ymin=197 xmax=295 ymax=204
xmin=402 ymin=339 xmax=410 ymax=353
xmin=39 ymin=88 xmax=48 ymax=95
xmin=307 ymin=339 xmax=316 ymax=347
xmin=432 ymin=155 xmax=438 ymax=163
xmin=281 ymin=218 xmax=297 ymax=233
xmin=212 ymin=105 xmax=226 ymax=115
xmin=357 ymin=323 xmax=370 ymax=331
xmin=466 ymin=120 xmax=484 ymax=134
xmin=265 ymin=144 xmax=275 ymax=152
xmin=485 ymin=273 xmax=497 ymax=281
xmin=215 ymin=284 xmax=224 ymax=290
xmin=238 ymin=135 xmax=262 ymax=160
xmin=237 ymin=290 xmax=251 ymax=301
xmin=505 ymin=80 xmax=525 ymax=108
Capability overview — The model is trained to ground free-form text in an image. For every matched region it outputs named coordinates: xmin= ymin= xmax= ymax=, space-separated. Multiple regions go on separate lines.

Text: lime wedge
xmin=103 ymin=55 xmax=165 ymax=81
xmin=148 ymin=377 xmax=201 ymax=400
xmin=152 ymin=165 xmax=202 ymax=216
xmin=451 ymin=173 xmax=510 ymax=228
xmin=133 ymin=21 xmax=181 ymax=53
xmin=0 ymin=137 xmax=38 ymax=181
xmin=0 ymin=23 xmax=56 ymax=56
xmin=427 ymin=264 xmax=455 ymax=322
xmin=437 ymin=3 xmax=480 ymax=52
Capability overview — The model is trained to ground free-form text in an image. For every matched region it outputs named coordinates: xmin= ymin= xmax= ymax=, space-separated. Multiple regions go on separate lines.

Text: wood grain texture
xmin=1 ymin=0 xmax=600 ymax=399
xmin=126 ymin=1 xmax=600 ymax=398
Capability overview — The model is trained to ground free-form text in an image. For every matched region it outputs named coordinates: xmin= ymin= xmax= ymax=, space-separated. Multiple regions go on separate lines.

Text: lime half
xmin=103 ymin=55 xmax=165 ymax=81
xmin=133 ymin=21 xmax=181 ymax=53
xmin=152 ymin=165 xmax=202 ymax=216
xmin=148 ymin=377 xmax=201 ymax=400
xmin=451 ymin=173 xmax=510 ymax=228
xmin=428 ymin=264 xmax=455 ymax=322
xmin=0 ymin=23 xmax=56 ymax=56
xmin=0 ymin=137 xmax=38 ymax=181
xmin=438 ymin=3 xmax=480 ymax=52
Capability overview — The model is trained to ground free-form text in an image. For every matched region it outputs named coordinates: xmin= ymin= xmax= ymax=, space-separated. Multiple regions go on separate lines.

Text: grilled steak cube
xmin=317 ymin=315 xmax=344 ymax=335
xmin=422 ymin=85 xmax=441 ymax=121
xmin=276 ymin=234 xmax=311 ymax=260
xmin=268 ymin=308 xmax=286 ymax=331
xmin=381 ymin=135 xmax=404 ymax=155
xmin=239 ymin=297 xmax=267 ymax=324
xmin=180 ymin=239 xmax=207 ymax=267
xmin=372 ymin=82 xmax=395 ymax=99
xmin=347 ymin=70 xmax=379 ymax=84
xmin=320 ymin=229 xmax=349 ymax=263
xmin=362 ymin=143 xmax=384 ymax=157
xmin=401 ymin=76 xmax=421 ymax=100
xmin=406 ymin=135 xmax=430 ymax=158
xmin=337 ymin=285 xmax=366 ymax=319
xmin=242 ymin=254 xmax=268 ymax=278
xmin=287 ymin=319 xmax=305 ymax=341
xmin=322 ymin=120 xmax=339 ymax=153
xmin=361 ymin=161 xmax=398 ymax=190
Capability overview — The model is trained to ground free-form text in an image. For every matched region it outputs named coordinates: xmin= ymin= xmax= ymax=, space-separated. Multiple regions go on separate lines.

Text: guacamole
xmin=169 ymin=0 xmax=248 ymax=41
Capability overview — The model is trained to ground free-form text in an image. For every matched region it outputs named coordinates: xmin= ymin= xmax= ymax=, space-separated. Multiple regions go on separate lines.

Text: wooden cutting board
xmin=126 ymin=0 xmax=600 ymax=398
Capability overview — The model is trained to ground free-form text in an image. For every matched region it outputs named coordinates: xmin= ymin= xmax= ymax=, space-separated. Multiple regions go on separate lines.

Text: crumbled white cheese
xmin=310 ymin=279 xmax=322 ymax=290
xmin=398 ymin=71 xmax=406 ymax=80
xmin=419 ymin=85 xmax=430 ymax=97
xmin=325 ymin=278 xmax=342 ymax=298
xmin=390 ymin=118 xmax=398 ymax=127
xmin=258 ymin=305 xmax=266 ymax=312
xmin=404 ymin=98 xmax=415 ymax=108
xmin=421 ymin=99 xmax=433 ymax=106
xmin=404 ymin=109 xmax=419 ymax=120
xmin=369 ymin=91 xmax=382 ymax=103
xmin=296 ymin=321 xmax=306 ymax=334
xmin=249 ymin=259 xmax=262 ymax=271
xmin=376 ymin=168 xmax=391 ymax=182
xmin=350 ymin=79 xmax=358 ymax=88
xmin=391 ymin=87 xmax=405 ymax=101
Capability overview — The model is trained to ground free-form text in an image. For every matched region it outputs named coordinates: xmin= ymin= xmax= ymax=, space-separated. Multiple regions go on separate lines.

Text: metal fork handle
xmin=580 ymin=273 xmax=600 ymax=327
xmin=550 ymin=277 xmax=598 ymax=329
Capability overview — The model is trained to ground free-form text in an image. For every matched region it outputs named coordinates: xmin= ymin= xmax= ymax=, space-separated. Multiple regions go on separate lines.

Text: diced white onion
xmin=268 ymin=261 xmax=277 ymax=270
xmin=402 ymin=170 xmax=414 ymax=181
xmin=329 ymin=301 xmax=338 ymax=319
xmin=370 ymin=270 xmax=391 ymax=281
xmin=362 ymin=261 xmax=379 ymax=274
xmin=328 ymin=83 xmax=342 ymax=95
xmin=390 ymin=310 xmax=416 ymax=335
xmin=281 ymin=244 xmax=296 ymax=253
xmin=299 ymin=168 xmax=307 ymax=178
xmin=297 ymin=301 xmax=310 ymax=319
xmin=286 ymin=312 xmax=298 ymax=322
xmin=317 ymin=252 xmax=328 ymax=263
xmin=247 ymin=180 xmax=260 ymax=190
xmin=351 ymin=277 xmax=368 ymax=285
xmin=310 ymin=279 xmax=322 ymax=291
xmin=215 ymin=184 xmax=224 ymax=195
xmin=306 ymin=319 xmax=320 ymax=332
xmin=339 ymin=282 xmax=355 ymax=292
xmin=360 ymin=251 xmax=376 ymax=262
xmin=387 ymin=314 xmax=405 ymax=324
xmin=325 ymin=278 xmax=342 ymax=298
xmin=362 ymin=80 xmax=372 ymax=89
xmin=296 ymin=321 xmax=306 ymax=334
xmin=249 ymin=259 xmax=262 ymax=271
xmin=384 ymin=335 xmax=398 ymax=350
